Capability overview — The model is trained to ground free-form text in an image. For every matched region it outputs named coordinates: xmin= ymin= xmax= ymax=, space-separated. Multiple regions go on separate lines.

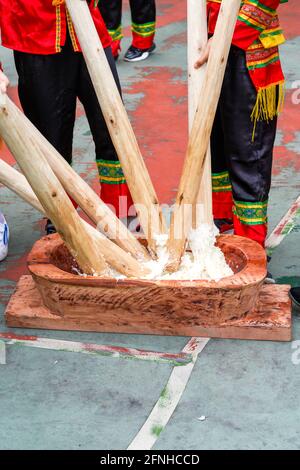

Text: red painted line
xmin=0 ymin=252 xmax=31 ymax=282
xmin=83 ymin=342 xmax=190 ymax=362
xmin=0 ymin=332 xmax=193 ymax=366
xmin=266 ymin=194 xmax=300 ymax=253
xmin=0 ymin=332 xmax=38 ymax=342
xmin=273 ymin=199 xmax=300 ymax=237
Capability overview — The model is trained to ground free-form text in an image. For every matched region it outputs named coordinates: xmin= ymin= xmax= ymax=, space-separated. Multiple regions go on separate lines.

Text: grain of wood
xmin=0 ymin=99 xmax=108 ymax=275
xmin=66 ymin=0 xmax=167 ymax=254
xmin=6 ymin=276 xmax=291 ymax=342
xmin=167 ymin=0 xmax=241 ymax=271
xmin=0 ymin=159 xmax=150 ymax=278
xmin=26 ymin=233 xmax=267 ymax=326
xmin=18 ymin=104 xmax=150 ymax=262
xmin=188 ymin=0 xmax=213 ymax=226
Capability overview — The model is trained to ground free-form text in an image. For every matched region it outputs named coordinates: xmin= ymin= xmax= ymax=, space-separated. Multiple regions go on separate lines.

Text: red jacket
xmin=207 ymin=0 xmax=285 ymax=51
xmin=207 ymin=1 xmax=286 ymax=93
xmin=0 ymin=0 xmax=111 ymax=55
xmin=207 ymin=1 xmax=287 ymax=125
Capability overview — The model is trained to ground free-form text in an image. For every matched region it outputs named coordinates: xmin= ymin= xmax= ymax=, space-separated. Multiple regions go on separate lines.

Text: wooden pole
xmin=66 ymin=0 xmax=167 ymax=254
xmin=0 ymin=101 xmax=109 ymax=276
xmin=188 ymin=0 xmax=213 ymax=226
xmin=167 ymin=0 xmax=240 ymax=271
xmin=0 ymin=159 xmax=151 ymax=279
xmin=3 ymin=96 xmax=149 ymax=262
xmin=0 ymin=159 xmax=44 ymax=213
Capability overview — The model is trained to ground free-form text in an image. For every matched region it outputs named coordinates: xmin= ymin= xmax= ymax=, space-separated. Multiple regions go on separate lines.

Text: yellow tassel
xmin=251 ymin=82 xmax=285 ymax=140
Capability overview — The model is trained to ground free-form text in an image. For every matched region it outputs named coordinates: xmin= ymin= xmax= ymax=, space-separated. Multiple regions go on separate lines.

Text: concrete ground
xmin=0 ymin=0 xmax=300 ymax=450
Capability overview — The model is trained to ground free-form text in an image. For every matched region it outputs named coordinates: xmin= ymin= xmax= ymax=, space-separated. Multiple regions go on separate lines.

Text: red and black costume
xmin=0 ymin=0 xmax=133 ymax=218
xmin=99 ymin=0 xmax=156 ymax=57
xmin=208 ymin=0 xmax=287 ymax=247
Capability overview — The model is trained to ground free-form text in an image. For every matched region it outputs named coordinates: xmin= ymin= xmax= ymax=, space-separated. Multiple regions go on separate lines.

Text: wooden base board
xmin=5 ymin=276 xmax=292 ymax=341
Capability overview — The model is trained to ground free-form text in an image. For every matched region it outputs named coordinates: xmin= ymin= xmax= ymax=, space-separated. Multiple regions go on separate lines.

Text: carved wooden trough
xmin=27 ymin=234 xmax=266 ymax=323
xmin=5 ymin=233 xmax=292 ymax=341
xmin=0 ymin=0 xmax=292 ymax=341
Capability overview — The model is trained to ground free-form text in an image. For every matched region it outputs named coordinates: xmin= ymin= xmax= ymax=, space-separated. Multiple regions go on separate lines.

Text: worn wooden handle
xmin=66 ymin=0 xmax=167 ymax=254
xmin=0 ymin=101 xmax=109 ymax=276
xmin=167 ymin=0 xmax=241 ymax=271
xmin=188 ymin=0 xmax=213 ymax=227
xmin=3 ymin=96 xmax=149 ymax=262
xmin=0 ymin=92 xmax=6 ymax=109
xmin=0 ymin=159 xmax=150 ymax=278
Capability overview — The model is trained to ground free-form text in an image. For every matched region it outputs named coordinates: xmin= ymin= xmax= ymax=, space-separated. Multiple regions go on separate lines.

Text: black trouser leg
xmin=14 ymin=40 xmax=131 ymax=217
xmin=211 ymin=45 xmax=277 ymax=245
xmin=129 ymin=0 xmax=156 ymax=24
xmin=14 ymin=45 xmax=78 ymax=164
xmin=211 ymin=103 xmax=233 ymax=221
xmin=99 ymin=0 xmax=123 ymax=48
xmin=99 ymin=0 xmax=122 ymax=31
xmin=77 ymin=47 xmax=121 ymax=163
xmin=219 ymin=46 xmax=276 ymax=205
xmin=14 ymin=43 xmax=121 ymax=168
xmin=77 ymin=46 xmax=133 ymax=216
xmin=129 ymin=0 xmax=156 ymax=48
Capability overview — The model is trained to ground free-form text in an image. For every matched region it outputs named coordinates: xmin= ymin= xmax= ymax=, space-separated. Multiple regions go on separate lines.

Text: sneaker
xmin=124 ymin=43 xmax=156 ymax=62
xmin=290 ymin=287 xmax=300 ymax=309
xmin=45 ymin=219 xmax=57 ymax=235
xmin=264 ymin=255 xmax=275 ymax=284
xmin=265 ymin=271 xmax=276 ymax=284
xmin=0 ymin=212 xmax=9 ymax=262
xmin=214 ymin=218 xmax=234 ymax=234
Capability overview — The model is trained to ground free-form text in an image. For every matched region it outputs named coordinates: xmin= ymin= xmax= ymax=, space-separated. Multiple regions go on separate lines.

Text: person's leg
xmin=77 ymin=47 xmax=134 ymax=219
xmin=124 ymin=0 xmax=156 ymax=61
xmin=290 ymin=287 xmax=300 ymax=308
xmin=14 ymin=45 xmax=78 ymax=165
xmin=219 ymin=46 xmax=277 ymax=247
xmin=14 ymin=39 xmax=79 ymax=232
xmin=130 ymin=0 xmax=156 ymax=49
xmin=99 ymin=0 xmax=123 ymax=58
xmin=211 ymin=104 xmax=233 ymax=231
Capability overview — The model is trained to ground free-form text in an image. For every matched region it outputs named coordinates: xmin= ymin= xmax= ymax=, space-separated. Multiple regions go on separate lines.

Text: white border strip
xmin=0 ymin=334 xmax=193 ymax=367
xmin=0 ymin=340 xmax=6 ymax=365
xmin=266 ymin=194 xmax=300 ymax=255
xmin=127 ymin=337 xmax=210 ymax=450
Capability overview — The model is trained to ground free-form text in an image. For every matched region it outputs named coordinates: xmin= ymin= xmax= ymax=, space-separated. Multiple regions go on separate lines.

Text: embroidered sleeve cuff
xmin=232 ymin=1 xmax=282 ymax=50
xmin=232 ymin=20 xmax=263 ymax=50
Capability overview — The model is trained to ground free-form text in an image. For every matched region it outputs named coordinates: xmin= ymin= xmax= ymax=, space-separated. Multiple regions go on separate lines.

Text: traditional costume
xmin=0 ymin=0 xmax=133 ymax=219
xmin=99 ymin=0 xmax=156 ymax=59
xmin=208 ymin=0 xmax=287 ymax=246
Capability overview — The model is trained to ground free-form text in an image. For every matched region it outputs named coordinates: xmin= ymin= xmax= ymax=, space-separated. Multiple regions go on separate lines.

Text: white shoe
xmin=0 ymin=212 xmax=9 ymax=262
xmin=124 ymin=44 xmax=156 ymax=62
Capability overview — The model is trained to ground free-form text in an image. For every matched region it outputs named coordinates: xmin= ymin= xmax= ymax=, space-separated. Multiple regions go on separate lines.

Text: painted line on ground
xmin=0 ymin=332 xmax=193 ymax=367
xmin=127 ymin=337 xmax=210 ymax=450
xmin=266 ymin=194 xmax=300 ymax=256
xmin=0 ymin=340 xmax=6 ymax=365
xmin=126 ymin=195 xmax=300 ymax=450
xmin=2 ymin=195 xmax=297 ymax=444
